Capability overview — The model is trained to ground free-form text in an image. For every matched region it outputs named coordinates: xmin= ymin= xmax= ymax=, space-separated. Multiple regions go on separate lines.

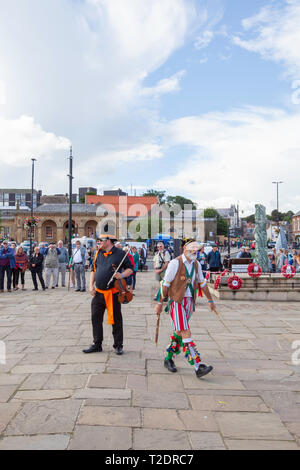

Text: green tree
xmin=242 ymin=214 xmax=256 ymax=224
xmin=283 ymin=210 xmax=294 ymax=224
xmin=204 ymin=207 xmax=228 ymax=236
xmin=80 ymin=191 xmax=97 ymax=203
xmin=166 ymin=195 xmax=197 ymax=211
xmin=142 ymin=190 xmax=166 ymax=204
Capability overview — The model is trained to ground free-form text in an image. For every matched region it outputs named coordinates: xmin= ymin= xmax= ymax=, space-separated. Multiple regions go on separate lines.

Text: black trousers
xmin=31 ymin=270 xmax=45 ymax=290
xmin=0 ymin=265 xmax=12 ymax=290
xmin=91 ymin=292 xmax=123 ymax=348
xmin=13 ymin=268 xmax=25 ymax=287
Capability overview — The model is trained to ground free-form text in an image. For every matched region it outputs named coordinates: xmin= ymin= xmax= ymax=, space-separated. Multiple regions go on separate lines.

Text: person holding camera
xmin=154 ymin=242 xmax=171 ymax=283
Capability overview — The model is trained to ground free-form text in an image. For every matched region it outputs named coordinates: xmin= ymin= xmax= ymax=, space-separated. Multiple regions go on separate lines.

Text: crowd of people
xmin=0 ymin=239 xmax=149 ymax=294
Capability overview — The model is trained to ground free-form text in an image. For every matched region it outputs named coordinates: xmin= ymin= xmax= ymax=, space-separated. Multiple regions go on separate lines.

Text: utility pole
xmin=272 ymin=181 xmax=283 ymax=223
xmin=68 ymin=147 xmax=74 ymax=259
xmin=30 ymin=158 xmax=37 ymax=256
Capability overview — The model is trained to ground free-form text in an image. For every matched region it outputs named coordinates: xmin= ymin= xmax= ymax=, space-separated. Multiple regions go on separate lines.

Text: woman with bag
xmin=13 ymin=246 xmax=29 ymax=291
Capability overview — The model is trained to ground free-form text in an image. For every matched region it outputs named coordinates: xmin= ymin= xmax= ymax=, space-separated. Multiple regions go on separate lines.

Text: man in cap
xmin=155 ymin=240 xmax=216 ymax=378
xmin=83 ymin=234 xmax=133 ymax=355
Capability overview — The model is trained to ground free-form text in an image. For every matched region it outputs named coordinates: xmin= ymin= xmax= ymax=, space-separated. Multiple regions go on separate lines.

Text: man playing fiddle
xmin=83 ymin=234 xmax=133 ymax=356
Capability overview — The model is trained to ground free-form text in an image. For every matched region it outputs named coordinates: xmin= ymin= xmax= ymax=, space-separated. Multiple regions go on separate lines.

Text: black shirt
xmin=94 ymin=246 xmax=133 ymax=291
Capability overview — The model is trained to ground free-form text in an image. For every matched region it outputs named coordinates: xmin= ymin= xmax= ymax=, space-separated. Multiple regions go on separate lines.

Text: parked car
xmin=39 ymin=242 xmax=49 ymax=248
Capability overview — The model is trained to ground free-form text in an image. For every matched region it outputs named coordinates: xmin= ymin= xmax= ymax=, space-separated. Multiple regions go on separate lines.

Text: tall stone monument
xmin=254 ymin=204 xmax=269 ymax=273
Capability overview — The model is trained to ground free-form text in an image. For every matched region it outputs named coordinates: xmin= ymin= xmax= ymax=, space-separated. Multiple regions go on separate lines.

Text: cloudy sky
xmin=0 ymin=0 xmax=300 ymax=215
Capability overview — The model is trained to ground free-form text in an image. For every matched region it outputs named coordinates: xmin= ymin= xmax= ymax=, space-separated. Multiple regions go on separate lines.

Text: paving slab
xmin=189 ymin=394 xmax=269 ymax=412
xmin=215 ymin=411 xmax=294 ymax=440
xmin=1 ymin=271 xmax=300 ymax=450
xmin=0 ymin=434 xmax=71 ymax=450
xmin=13 ymin=389 xmax=73 ymax=401
xmin=132 ymin=390 xmax=189 ymax=409
xmin=78 ymin=406 xmax=141 ymax=427
xmin=133 ymin=429 xmax=191 ymax=450
xmin=4 ymin=400 xmax=82 ymax=435
xmin=143 ymin=408 xmax=185 ymax=430
xmin=88 ymin=374 xmax=127 ymax=389
xmin=225 ymin=439 xmax=300 ymax=450
xmin=189 ymin=432 xmax=226 ymax=450
xmin=69 ymin=425 xmax=132 ymax=450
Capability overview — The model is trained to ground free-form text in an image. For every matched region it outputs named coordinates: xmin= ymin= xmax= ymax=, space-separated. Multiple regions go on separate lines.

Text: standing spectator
xmin=88 ymin=246 xmax=95 ymax=271
xmin=276 ymin=249 xmax=287 ymax=273
xmin=237 ymin=247 xmax=246 ymax=259
xmin=267 ymin=253 xmax=274 ymax=273
xmin=39 ymin=243 xmax=47 ymax=257
xmin=0 ymin=240 xmax=16 ymax=292
xmin=44 ymin=243 xmax=60 ymax=289
xmin=154 ymin=242 xmax=171 ymax=283
xmin=13 ymin=246 xmax=29 ymax=291
xmin=207 ymin=245 xmax=222 ymax=273
xmin=138 ymin=247 xmax=146 ymax=271
xmin=131 ymin=246 xmax=139 ymax=291
xmin=294 ymin=252 xmax=300 ymax=273
xmin=71 ymin=240 xmax=87 ymax=292
xmin=29 ymin=247 xmax=46 ymax=291
xmin=240 ymin=247 xmax=252 ymax=259
xmin=57 ymin=240 xmax=68 ymax=287
xmin=197 ymin=245 xmax=208 ymax=277
xmin=270 ymin=250 xmax=276 ymax=273
xmin=10 ymin=242 xmax=17 ymax=255
xmin=142 ymin=244 xmax=147 ymax=262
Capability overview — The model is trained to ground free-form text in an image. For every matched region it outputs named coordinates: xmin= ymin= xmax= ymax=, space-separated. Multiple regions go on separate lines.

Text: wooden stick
xmin=211 ymin=306 xmax=230 ymax=332
xmin=155 ymin=313 xmax=160 ymax=347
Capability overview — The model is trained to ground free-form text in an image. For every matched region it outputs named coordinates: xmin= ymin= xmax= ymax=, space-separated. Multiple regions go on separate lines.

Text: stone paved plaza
xmin=0 ymin=271 xmax=300 ymax=450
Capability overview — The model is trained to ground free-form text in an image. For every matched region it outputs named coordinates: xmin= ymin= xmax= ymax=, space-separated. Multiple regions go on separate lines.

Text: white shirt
xmin=73 ymin=248 xmax=83 ymax=263
xmin=154 ymin=249 xmax=171 ymax=269
xmin=163 ymin=254 xmax=207 ymax=297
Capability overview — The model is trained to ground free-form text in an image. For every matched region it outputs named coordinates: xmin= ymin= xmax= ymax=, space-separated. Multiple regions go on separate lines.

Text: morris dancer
xmin=83 ymin=234 xmax=133 ymax=356
xmin=155 ymin=240 xmax=216 ymax=378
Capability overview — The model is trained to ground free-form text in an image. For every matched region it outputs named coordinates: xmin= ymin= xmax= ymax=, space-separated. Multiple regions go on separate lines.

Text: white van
xmin=71 ymin=237 xmax=96 ymax=250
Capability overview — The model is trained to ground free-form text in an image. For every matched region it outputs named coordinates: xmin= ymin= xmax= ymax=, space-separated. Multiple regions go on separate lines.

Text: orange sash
xmin=96 ymin=287 xmax=118 ymax=325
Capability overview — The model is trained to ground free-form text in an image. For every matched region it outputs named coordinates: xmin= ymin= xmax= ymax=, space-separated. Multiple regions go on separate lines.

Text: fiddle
xmin=111 ymin=263 xmax=133 ymax=304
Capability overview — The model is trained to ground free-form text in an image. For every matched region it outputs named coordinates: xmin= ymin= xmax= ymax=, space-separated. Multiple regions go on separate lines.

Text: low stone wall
xmin=208 ymin=274 xmax=300 ymax=301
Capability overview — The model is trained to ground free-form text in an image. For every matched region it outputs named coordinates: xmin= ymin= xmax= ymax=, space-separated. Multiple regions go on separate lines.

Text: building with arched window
xmin=0 ymin=204 xmax=124 ymax=243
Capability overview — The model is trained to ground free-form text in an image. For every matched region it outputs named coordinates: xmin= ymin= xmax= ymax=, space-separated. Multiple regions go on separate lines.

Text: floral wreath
xmin=228 ymin=275 xmax=243 ymax=290
xmin=248 ymin=263 xmax=262 ymax=278
xmin=281 ymin=264 xmax=296 ymax=279
xmin=214 ymin=269 xmax=229 ymax=290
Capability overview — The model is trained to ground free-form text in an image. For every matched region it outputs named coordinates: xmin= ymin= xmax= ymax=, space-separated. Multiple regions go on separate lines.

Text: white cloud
xmin=0 ymin=0 xmax=207 ymax=191
xmin=195 ymin=30 xmax=214 ymax=49
xmin=0 ymin=81 xmax=6 ymax=105
xmin=0 ymin=115 xmax=70 ymax=166
xmin=233 ymin=0 xmax=300 ymax=81
xmin=140 ymin=71 xmax=186 ymax=97
xmin=156 ymin=106 xmax=300 ymax=214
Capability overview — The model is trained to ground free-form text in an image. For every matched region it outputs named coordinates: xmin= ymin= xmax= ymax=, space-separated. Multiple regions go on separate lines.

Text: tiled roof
xmin=86 ymin=195 xmax=159 ymax=217
xmin=35 ymin=204 xmax=103 ymax=214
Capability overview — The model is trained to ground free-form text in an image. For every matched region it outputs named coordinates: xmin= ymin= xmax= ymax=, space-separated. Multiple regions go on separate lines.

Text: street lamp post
xmin=30 ymin=158 xmax=37 ymax=256
xmin=68 ymin=147 xmax=74 ymax=259
xmin=272 ymin=181 xmax=283 ymax=222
